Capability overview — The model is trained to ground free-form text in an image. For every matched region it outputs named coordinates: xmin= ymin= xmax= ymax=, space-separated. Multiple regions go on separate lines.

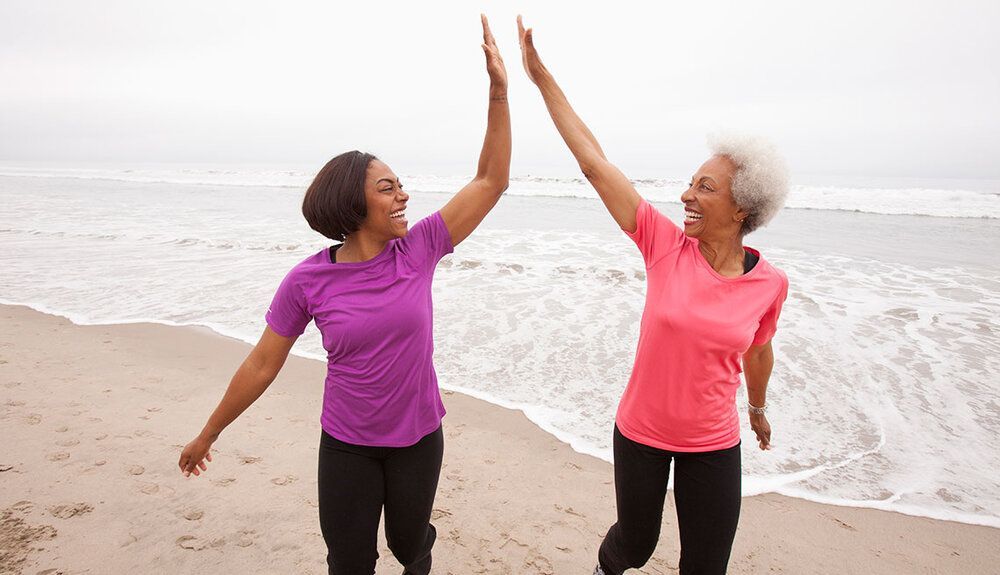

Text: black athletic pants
xmin=598 ymin=425 xmax=742 ymax=575
xmin=317 ymin=426 xmax=443 ymax=575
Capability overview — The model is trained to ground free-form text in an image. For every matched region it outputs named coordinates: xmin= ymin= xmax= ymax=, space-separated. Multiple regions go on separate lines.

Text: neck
xmin=697 ymin=232 xmax=745 ymax=276
xmin=337 ymin=231 xmax=390 ymax=263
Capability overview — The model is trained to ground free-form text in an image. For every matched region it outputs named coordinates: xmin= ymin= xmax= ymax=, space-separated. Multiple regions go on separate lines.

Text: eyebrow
xmin=693 ymin=176 xmax=717 ymax=185
xmin=375 ymin=177 xmax=399 ymax=186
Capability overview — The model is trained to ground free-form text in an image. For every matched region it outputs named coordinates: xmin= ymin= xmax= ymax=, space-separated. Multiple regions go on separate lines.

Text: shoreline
xmin=2 ymin=303 xmax=998 ymax=574
xmin=3 ymin=299 xmax=998 ymax=530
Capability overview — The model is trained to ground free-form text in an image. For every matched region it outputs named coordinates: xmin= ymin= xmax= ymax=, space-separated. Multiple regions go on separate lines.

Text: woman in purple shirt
xmin=178 ymin=16 xmax=510 ymax=575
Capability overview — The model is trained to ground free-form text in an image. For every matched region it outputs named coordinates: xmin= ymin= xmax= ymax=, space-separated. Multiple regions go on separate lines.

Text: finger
xmin=526 ymin=28 xmax=534 ymax=48
xmin=517 ymin=15 xmax=525 ymax=37
xmin=206 ymin=452 xmax=212 ymax=463
xmin=481 ymin=14 xmax=496 ymax=45
xmin=191 ymin=466 xmax=201 ymax=477
xmin=198 ymin=460 xmax=208 ymax=471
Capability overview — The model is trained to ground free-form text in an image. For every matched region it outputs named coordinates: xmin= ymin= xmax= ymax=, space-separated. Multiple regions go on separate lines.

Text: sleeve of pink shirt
xmin=623 ymin=199 xmax=686 ymax=268
xmin=752 ymin=270 xmax=789 ymax=346
xmin=265 ymin=268 xmax=312 ymax=338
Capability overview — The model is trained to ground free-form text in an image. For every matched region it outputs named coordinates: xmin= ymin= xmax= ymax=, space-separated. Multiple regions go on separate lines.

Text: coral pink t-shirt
xmin=616 ymin=200 xmax=789 ymax=452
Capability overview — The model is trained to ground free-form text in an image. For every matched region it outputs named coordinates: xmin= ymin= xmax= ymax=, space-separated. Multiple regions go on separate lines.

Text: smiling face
xmin=358 ymin=160 xmax=410 ymax=241
xmin=680 ymin=155 xmax=746 ymax=240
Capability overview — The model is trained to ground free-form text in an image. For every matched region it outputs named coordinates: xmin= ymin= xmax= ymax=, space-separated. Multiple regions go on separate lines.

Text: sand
xmin=1 ymin=304 xmax=997 ymax=574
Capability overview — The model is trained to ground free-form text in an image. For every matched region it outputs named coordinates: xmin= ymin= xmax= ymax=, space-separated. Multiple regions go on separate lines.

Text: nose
xmin=398 ymin=188 xmax=410 ymax=202
xmin=680 ymin=184 xmax=694 ymax=204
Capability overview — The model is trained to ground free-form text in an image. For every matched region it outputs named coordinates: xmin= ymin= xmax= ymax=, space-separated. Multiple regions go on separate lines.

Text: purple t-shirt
xmin=265 ymin=212 xmax=453 ymax=447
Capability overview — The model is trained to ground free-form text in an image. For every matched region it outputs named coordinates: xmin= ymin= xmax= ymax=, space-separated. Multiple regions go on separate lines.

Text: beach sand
xmin=1 ymin=304 xmax=996 ymax=574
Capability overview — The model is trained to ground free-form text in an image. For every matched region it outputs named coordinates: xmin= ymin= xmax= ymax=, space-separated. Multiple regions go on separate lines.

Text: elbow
xmin=579 ymin=157 xmax=607 ymax=182
xmin=479 ymin=176 xmax=509 ymax=197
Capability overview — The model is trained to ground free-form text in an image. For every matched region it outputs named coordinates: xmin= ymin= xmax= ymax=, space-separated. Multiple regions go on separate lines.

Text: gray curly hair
xmin=708 ymin=133 xmax=790 ymax=235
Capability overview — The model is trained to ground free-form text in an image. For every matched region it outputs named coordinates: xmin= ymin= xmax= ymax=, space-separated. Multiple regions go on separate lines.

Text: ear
xmin=733 ymin=207 xmax=748 ymax=224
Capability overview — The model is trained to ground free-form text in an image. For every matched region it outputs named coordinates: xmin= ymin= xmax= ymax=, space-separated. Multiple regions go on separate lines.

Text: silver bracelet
xmin=748 ymin=402 xmax=767 ymax=415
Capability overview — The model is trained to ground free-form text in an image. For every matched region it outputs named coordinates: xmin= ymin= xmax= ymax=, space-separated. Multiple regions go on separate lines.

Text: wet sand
xmin=1 ymin=304 xmax=997 ymax=574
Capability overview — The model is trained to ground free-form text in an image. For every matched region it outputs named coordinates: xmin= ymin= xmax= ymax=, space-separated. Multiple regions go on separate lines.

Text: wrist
xmin=489 ymin=86 xmax=508 ymax=101
xmin=747 ymin=402 xmax=767 ymax=415
xmin=199 ymin=428 xmax=221 ymax=442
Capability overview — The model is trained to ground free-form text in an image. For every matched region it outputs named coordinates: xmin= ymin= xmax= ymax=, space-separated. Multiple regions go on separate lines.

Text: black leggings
xmin=317 ymin=426 xmax=444 ymax=575
xmin=598 ymin=426 xmax=742 ymax=575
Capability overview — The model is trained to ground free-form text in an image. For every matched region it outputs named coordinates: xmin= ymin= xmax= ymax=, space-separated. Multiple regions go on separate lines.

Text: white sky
xmin=2 ymin=1 xmax=998 ymax=179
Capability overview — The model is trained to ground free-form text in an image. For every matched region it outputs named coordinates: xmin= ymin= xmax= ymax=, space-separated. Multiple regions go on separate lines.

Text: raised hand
xmin=517 ymin=15 xmax=546 ymax=85
xmin=481 ymin=14 xmax=507 ymax=92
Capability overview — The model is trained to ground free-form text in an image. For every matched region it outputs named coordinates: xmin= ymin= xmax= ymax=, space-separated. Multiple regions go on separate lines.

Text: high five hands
xmin=481 ymin=15 xmax=507 ymax=94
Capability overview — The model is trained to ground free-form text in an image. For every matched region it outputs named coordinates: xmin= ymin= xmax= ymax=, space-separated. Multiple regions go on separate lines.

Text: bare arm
xmin=440 ymin=14 xmax=512 ymax=247
xmin=517 ymin=15 xmax=641 ymax=232
xmin=742 ymin=340 xmax=775 ymax=450
xmin=178 ymin=326 xmax=297 ymax=476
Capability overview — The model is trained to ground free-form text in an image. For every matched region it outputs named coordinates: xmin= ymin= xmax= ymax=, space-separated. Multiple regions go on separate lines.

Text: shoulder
xmin=755 ymin=255 xmax=789 ymax=296
xmin=283 ymin=249 xmax=329 ymax=281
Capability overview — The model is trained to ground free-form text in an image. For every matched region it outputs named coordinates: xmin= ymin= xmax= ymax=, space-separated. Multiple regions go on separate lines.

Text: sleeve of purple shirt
xmin=265 ymin=266 xmax=312 ymax=338
xmin=400 ymin=210 xmax=454 ymax=274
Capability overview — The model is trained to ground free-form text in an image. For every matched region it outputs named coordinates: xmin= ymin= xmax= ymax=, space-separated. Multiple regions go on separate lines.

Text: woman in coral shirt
xmin=518 ymin=16 xmax=790 ymax=575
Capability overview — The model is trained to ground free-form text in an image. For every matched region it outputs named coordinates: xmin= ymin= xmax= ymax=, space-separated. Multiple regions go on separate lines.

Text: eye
xmin=700 ymin=183 xmax=713 ymax=191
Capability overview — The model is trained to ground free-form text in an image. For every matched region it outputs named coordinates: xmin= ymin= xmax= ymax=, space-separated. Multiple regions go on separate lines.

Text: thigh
xmin=673 ymin=442 xmax=742 ymax=575
xmin=383 ymin=426 xmax=444 ymax=533
xmin=612 ymin=425 xmax=673 ymax=537
xmin=317 ymin=431 xmax=385 ymax=574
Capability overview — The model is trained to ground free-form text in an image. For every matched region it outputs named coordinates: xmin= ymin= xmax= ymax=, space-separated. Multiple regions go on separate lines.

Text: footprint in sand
xmin=95 ymin=433 xmax=108 ymax=441
xmin=270 ymin=475 xmax=297 ymax=486
xmin=25 ymin=413 xmax=42 ymax=425
xmin=95 ymin=460 xmax=107 ymax=466
xmin=431 ymin=508 xmax=452 ymax=520
xmin=55 ymin=426 xmax=68 ymax=433
xmin=182 ymin=509 xmax=204 ymax=521
xmin=6 ymin=400 xmax=25 ymax=407
xmin=211 ymin=477 xmax=236 ymax=487
xmin=176 ymin=535 xmax=226 ymax=550
xmin=139 ymin=483 xmax=159 ymax=495
xmin=56 ymin=439 xmax=80 ymax=447
xmin=133 ymin=429 xmax=152 ymax=438
xmin=46 ymin=452 xmax=70 ymax=462
xmin=48 ymin=502 xmax=94 ymax=519
xmin=176 ymin=535 xmax=208 ymax=551
xmin=238 ymin=456 xmax=262 ymax=465
xmin=0 ymin=464 xmax=14 ymax=472
xmin=235 ymin=529 xmax=257 ymax=548
xmin=147 ymin=407 xmax=162 ymax=413
xmin=127 ymin=465 xmax=145 ymax=476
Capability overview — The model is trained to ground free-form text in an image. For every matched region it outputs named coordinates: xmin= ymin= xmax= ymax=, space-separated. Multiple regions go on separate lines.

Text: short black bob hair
xmin=302 ymin=150 xmax=377 ymax=241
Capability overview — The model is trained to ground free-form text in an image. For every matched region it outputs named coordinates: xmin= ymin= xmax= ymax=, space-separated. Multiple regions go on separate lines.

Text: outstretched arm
xmin=178 ymin=326 xmax=297 ymax=476
xmin=518 ymin=15 xmax=641 ymax=232
xmin=440 ymin=14 xmax=512 ymax=247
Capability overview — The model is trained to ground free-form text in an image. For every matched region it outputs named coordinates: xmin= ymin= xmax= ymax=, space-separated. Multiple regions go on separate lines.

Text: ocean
xmin=1 ymin=163 xmax=998 ymax=528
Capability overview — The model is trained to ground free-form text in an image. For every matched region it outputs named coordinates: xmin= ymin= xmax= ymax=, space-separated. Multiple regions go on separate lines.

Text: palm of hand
xmin=481 ymin=15 xmax=507 ymax=89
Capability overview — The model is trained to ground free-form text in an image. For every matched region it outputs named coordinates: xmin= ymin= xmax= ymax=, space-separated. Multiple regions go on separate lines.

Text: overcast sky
xmin=2 ymin=1 xmax=998 ymax=179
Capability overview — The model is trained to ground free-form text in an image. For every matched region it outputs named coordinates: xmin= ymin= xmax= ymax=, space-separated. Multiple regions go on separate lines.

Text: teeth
xmin=390 ymin=210 xmax=405 ymax=218
xmin=684 ymin=210 xmax=702 ymax=220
